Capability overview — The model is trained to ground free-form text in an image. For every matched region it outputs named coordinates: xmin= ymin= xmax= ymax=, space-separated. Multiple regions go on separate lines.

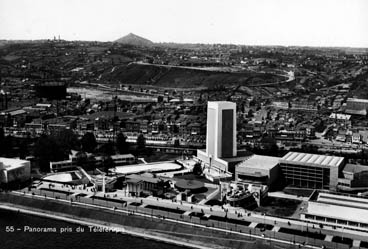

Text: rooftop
xmin=329 ymin=113 xmax=351 ymax=120
xmin=312 ymin=191 xmax=368 ymax=210
xmin=126 ymin=173 xmax=162 ymax=184
xmin=236 ymin=154 xmax=280 ymax=170
xmin=343 ymin=164 xmax=368 ymax=174
xmin=280 ymin=152 xmax=344 ymax=168
xmin=347 ymin=98 xmax=368 ymax=103
xmin=345 ymin=109 xmax=367 ymax=116
xmin=94 ymin=154 xmax=135 ymax=161
xmin=112 ymin=161 xmax=181 ymax=175
xmin=0 ymin=157 xmax=30 ymax=170
xmin=208 ymin=101 xmax=236 ymax=110
xmin=308 ymin=191 xmax=368 ymax=224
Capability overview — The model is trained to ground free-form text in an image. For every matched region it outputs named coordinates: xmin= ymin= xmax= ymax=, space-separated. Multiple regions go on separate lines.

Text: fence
xmin=0 ymin=190 xmax=356 ymax=249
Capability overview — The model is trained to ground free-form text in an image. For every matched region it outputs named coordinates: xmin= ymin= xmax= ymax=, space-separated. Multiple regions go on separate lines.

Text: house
xmin=124 ymin=173 xmax=170 ymax=197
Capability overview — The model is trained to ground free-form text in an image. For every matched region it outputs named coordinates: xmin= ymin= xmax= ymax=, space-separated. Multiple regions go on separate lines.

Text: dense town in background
xmin=1 ymin=34 xmax=368 ymax=171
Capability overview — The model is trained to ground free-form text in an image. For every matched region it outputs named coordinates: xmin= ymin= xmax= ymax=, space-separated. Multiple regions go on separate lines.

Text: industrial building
xmin=0 ymin=158 xmax=31 ymax=186
xmin=235 ymin=155 xmax=280 ymax=188
xmin=345 ymin=98 xmax=368 ymax=116
xmin=301 ymin=190 xmax=368 ymax=232
xmin=279 ymin=152 xmax=345 ymax=190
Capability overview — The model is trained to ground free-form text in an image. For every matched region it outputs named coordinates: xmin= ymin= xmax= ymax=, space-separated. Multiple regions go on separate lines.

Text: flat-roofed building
xmin=328 ymin=113 xmax=351 ymax=127
xmin=235 ymin=155 xmax=280 ymax=188
xmin=329 ymin=113 xmax=351 ymax=121
xmin=0 ymin=158 xmax=31 ymax=186
xmin=50 ymin=154 xmax=136 ymax=172
xmin=279 ymin=152 xmax=345 ymax=190
xmin=345 ymin=98 xmax=368 ymax=116
xmin=125 ymin=173 xmax=170 ymax=196
xmin=337 ymin=164 xmax=368 ymax=191
xmin=301 ymin=190 xmax=368 ymax=231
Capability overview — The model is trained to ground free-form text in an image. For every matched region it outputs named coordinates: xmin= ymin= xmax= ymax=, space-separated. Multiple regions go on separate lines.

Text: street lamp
xmin=306 ymin=222 xmax=309 ymax=245
xmin=208 ymin=155 xmax=212 ymax=172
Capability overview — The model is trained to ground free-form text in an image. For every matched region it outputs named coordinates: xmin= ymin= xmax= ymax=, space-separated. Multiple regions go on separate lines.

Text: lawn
xmin=253 ymin=197 xmax=301 ymax=217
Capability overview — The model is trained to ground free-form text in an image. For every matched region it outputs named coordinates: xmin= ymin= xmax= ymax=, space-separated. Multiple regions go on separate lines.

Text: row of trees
xmin=0 ymin=127 xmax=148 ymax=173
xmin=0 ymin=128 xmax=31 ymax=158
xmin=30 ymin=130 xmax=145 ymax=172
xmin=34 ymin=129 xmax=81 ymax=172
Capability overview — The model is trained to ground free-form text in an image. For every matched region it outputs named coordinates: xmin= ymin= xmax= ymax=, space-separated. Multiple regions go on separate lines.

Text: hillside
xmin=114 ymin=33 xmax=154 ymax=47
xmin=100 ymin=63 xmax=284 ymax=88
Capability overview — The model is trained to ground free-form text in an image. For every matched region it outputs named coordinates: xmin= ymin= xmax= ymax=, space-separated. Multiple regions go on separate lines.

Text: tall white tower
xmin=206 ymin=101 xmax=236 ymax=158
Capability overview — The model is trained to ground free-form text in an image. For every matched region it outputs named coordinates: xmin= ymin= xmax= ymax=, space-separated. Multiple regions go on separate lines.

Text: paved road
xmin=6 ymin=191 xmax=328 ymax=249
xmin=16 ymin=186 xmax=368 ymax=248
xmin=0 ymin=203 xmax=214 ymax=249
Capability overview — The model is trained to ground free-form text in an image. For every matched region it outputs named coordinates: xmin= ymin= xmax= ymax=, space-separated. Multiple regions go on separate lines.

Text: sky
xmin=0 ymin=0 xmax=367 ymax=47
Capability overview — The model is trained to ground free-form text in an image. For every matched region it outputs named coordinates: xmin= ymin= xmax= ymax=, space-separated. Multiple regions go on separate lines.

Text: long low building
xmin=112 ymin=161 xmax=182 ymax=175
xmin=279 ymin=152 xmax=345 ymax=190
xmin=345 ymin=98 xmax=368 ymax=116
xmin=301 ymin=190 xmax=368 ymax=232
xmin=50 ymin=154 xmax=136 ymax=172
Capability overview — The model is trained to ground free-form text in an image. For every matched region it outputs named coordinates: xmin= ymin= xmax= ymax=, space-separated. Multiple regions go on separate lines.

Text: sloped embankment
xmin=101 ymin=63 xmax=283 ymax=88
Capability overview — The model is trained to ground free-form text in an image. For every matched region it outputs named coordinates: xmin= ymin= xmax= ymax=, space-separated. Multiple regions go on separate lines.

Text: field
xmin=101 ymin=63 xmax=285 ymax=88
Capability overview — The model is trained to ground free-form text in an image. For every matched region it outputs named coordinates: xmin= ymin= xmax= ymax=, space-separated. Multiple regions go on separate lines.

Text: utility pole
xmin=112 ymin=88 xmax=118 ymax=146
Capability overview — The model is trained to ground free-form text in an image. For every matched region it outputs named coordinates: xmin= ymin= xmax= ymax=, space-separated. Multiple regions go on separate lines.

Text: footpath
xmin=1 ymin=190 xmax=366 ymax=249
xmin=0 ymin=203 xmax=216 ymax=249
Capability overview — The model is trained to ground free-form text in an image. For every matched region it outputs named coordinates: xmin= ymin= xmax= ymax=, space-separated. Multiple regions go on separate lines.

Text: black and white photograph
xmin=0 ymin=0 xmax=368 ymax=248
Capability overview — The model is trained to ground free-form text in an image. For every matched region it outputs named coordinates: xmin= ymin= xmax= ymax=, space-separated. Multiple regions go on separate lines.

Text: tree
xmin=259 ymin=135 xmax=279 ymax=156
xmin=86 ymin=155 xmax=97 ymax=171
xmin=102 ymin=155 xmax=114 ymax=174
xmin=1 ymin=135 xmax=15 ymax=157
xmin=116 ymin=132 xmax=129 ymax=154
xmin=75 ymin=151 xmax=88 ymax=168
xmin=247 ymin=109 xmax=254 ymax=118
xmin=136 ymin=133 xmax=146 ymax=154
xmin=81 ymin=132 xmax=97 ymax=153
xmin=55 ymin=129 xmax=80 ymax=154
xmin=33 ymin=134 xmax=65 ymax=172
xmin=193 ymin=162 xmax=203 ymax=175
xmin=0 ymin=128 xmax=4 ymax=156
xmin=172 ymin=125 xmax=179 ymax=134
xmin=18 ymin=138 xmax=29 ymax=159
xmin=100 ymin=141 xmax=114 ymax=156
xmin=0 ymin=127 xmax=4 ymax=141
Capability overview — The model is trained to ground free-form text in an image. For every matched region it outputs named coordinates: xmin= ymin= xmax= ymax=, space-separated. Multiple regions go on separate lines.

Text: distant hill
xmin=114 ymin=33 xmax=154 ymax=47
